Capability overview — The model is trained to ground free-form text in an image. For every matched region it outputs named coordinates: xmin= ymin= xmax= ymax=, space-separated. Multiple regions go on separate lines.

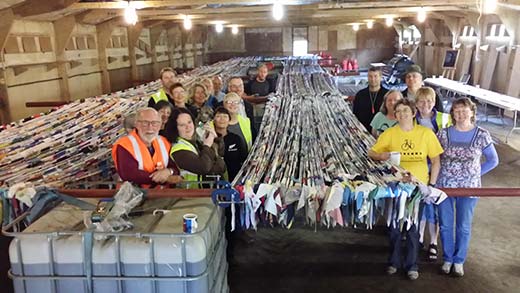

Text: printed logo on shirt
xmin=228 ymin=144 xmax=238 ymax=151
xmin=401 ymin=139 xmax=415 ymax=151
xmin=400 ymin=139 xmax=424 ymax=161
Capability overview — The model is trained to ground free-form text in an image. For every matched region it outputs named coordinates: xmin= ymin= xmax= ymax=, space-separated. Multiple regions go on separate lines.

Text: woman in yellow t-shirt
xmin=368 ymin=98 xmax=443 ymax=280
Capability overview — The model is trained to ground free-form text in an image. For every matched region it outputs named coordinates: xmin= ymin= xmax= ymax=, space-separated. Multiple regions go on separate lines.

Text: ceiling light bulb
xmin=124 ymin=2 xmax=138 ymax=25
xmin=184 ymin=16 xmax=192 ymax=30
xmin=483 ymin=0 xmax=497 ymax=14
xmin=367 ymin=20 xmax=374 ymax=29
xmin=417 ymin=8 xmax=427 ymax=23
xmin=385 ymin=16 xmax=393 ymax=27
xmin=215 ymin=23 xmax=223 ymax=33
xmin=232 ymin=25 xmax=239 ymax=35
xmin=273 ymin=2 xmax=284 ymax=21
xmin=353 ymin=24 xmax=359 ymax=31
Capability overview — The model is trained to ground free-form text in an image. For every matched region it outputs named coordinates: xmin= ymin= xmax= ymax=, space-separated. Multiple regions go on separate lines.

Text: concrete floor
xmin=1 ymin=109 xmax=519 ymax=293
xmin=227 ymin=118 xmax=520 ymax=293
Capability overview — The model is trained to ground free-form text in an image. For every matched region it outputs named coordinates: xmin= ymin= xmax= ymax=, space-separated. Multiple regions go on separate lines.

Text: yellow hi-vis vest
xmin=150 ymin=88 xmax=169 ymax=104
xmin=435 ymin=111 xmax=452 ymax=130
xmin=237 ymin=114 xmax=252 ymax=150
xmin=170 ymin=137 xmax=200 ymax=189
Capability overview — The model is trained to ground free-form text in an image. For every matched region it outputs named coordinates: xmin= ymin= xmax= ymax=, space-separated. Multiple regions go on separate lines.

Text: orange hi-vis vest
xmin=112 ymin=129 xmax=171 ymax=174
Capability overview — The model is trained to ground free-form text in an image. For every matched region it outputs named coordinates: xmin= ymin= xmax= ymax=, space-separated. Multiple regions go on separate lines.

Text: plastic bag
xmin=84 ymin=182 xmax=144 ymax=239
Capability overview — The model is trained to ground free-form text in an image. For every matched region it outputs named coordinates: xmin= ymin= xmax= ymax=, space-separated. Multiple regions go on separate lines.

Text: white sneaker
xmin=386 ymin=266 xmax=398 ymax=275
xmin=407 ymin=270 xmax=419 ymax=280
xmin=441 ymin=262 xmax=452 ymax=275
xmin=453 ymin=263 xmax=464 ymax=277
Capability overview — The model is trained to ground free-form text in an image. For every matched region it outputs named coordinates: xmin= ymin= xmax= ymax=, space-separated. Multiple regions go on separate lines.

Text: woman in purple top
xmin=436 ymin=98 xmax=499 ymax=277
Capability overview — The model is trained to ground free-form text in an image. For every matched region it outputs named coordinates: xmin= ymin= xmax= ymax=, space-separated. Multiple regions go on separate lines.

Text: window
xmin=400 ymin=25 xmax=421 ymax=44
xmin=461 ymin=25 xmax=476 ymax=37
xmin=293 ymin=40 xmax=308 ymax=56
xmin=486 ymin=23 xmax=510 ymax=42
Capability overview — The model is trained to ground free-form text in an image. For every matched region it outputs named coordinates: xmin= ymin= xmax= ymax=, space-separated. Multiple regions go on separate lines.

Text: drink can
xmin=183 ymin=213 xmax=198 ymax=233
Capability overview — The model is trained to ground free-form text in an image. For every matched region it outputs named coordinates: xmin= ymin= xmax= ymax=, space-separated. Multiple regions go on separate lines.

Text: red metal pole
xmin=25 ymin=101 xmax=68 ymax=107
xmin=58 ymin=188 xmax=214 ymax=198
xmin=441 ymin=188 xmax=520 ymax=197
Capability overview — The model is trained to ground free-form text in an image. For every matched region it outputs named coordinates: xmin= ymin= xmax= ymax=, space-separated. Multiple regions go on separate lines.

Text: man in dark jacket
xmin=353 ymin=67 xmax=388 ymax=132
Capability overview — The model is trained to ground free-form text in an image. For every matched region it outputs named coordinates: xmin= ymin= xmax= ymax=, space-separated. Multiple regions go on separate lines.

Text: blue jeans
xmin=420 ymin=202 xmax=438 ymax=224
xmin=388 ymin=224 xmax=419 ymax=271
xmin=438 ymin=197 xmax=478 ymax=264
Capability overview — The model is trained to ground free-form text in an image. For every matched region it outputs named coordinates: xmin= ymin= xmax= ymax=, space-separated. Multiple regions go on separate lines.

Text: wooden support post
xmin=200 ymin=29 xmax=209 ymax=66
xmin=443 ymin=16 xmax=462 ymax=48
xmin=163 ymin=23 xmax=176 ymax=69
xmin=127 ymin=23 xmax=144 ymax=83
xmin=0 ymin=69 xmax=10 ymax=125
xmin=166 ymin=25 xmax=179 ymax=69
xmin=53 ymin=15 xmax=76 ymax=102
xmin=149 ymin=25 xmax=164 ymax=77
xmin=181 ymin=30 xmax=187 ymax=69
xmin=96 ymin=19 xmax=119 ymax=94
xmin=421 ymin=19 xmax=441 ymax=76
xmin=0 ymin=9 xmax=15 ymax=124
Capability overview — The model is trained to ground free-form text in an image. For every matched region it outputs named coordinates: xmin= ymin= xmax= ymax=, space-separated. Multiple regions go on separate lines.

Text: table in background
xmin=425 ymin=77 xmax=520 ymax=142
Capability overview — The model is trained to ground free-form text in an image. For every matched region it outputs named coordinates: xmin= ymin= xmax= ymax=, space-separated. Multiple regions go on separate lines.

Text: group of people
xmin=113 ymin=62 xmax=499 ymax=280
xmin=113 ymin=64 xmax=274 ymax=189
xmin=356 ymin=66 xmax=499 ymax=280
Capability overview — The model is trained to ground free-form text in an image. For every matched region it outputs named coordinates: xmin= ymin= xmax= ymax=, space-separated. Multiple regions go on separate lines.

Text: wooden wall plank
xmin=480 ymin=46 xmax=499 ymax=90
xmin=328 ymin=30 xmax=337 ymax=51
xmin=4 ymin=36 xmax=19 ymax=53
xmin=456 ymin=44 xmax=473 ymax=81
xmin=506 ymin=48 xmax=520 ymax=97
xmin=39 ymin=36 xmax=53 ymax=52
xmin=76 ymin=36 xmax=88 ymax=50
xmin=493 ymin=48 xmax=510 ymax=93
xmin=86 ymin=36 xmax=96 ymax=49
xmin=21 ymin=36 xmax=38 ymax=52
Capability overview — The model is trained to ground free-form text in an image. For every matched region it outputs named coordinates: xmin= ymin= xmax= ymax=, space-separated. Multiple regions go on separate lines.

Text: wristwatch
xmin=428 ymin=183 xmax=436 ymax=187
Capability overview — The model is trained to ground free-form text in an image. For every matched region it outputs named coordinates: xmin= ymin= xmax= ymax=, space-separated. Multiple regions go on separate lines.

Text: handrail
xmin=441 ymin=187 xmax=520 ymax=197
xmin=25 ymin=101 xmax=68 ymax=107
xmin=56 ymin=187 xmax=520 ymax=198
xmin=243 ymin=96 xmax=268 ymax=104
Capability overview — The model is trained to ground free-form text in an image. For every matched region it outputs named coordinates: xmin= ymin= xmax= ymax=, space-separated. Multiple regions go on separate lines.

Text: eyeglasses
xmin=137 ymin=120 xmax=162 ymax=127
xmin=453 ymin=109 xmax=473 ymax=115
xmin=395 ymin=108 xmax=412 ymax=114
xmin=225 ymin=100 xmax=241 ymax=105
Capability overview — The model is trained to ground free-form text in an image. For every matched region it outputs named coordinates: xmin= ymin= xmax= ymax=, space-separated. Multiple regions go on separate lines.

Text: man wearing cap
xmin=148 ymin=67 xmax=178 ymax=108
xmin=353 ymin=67 xmax=388 ymax=132
xmin=112 ymin=108 xmax=182 ymax=187
xmin=402 ymin=65 xmax=444 ymax=112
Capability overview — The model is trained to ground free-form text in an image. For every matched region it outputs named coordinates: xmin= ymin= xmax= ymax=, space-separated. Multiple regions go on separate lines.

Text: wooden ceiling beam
xmin=69 ymin=0 xmax=477 ymax=10
xmin=70 ymin=0 xmax=257 ymax=9
xmin=170 ymin=15 xmax=414 ymax=28
xmin=141 ymin=6 xmax=465 ymax=23
xmin=318 ymin=0 xmax=475 ymax=9
xmin=82 ymin=2 xmax=475 ymax=18
xmin=76 ymin=9 xmax=121 ymax=25
xmin=142 ymin=20 xmax=167 ymax=28
xmin=137 ymin=4 xmax=320 ymax=16
xmin=12 ymin=0 xmax=80 ymax=17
